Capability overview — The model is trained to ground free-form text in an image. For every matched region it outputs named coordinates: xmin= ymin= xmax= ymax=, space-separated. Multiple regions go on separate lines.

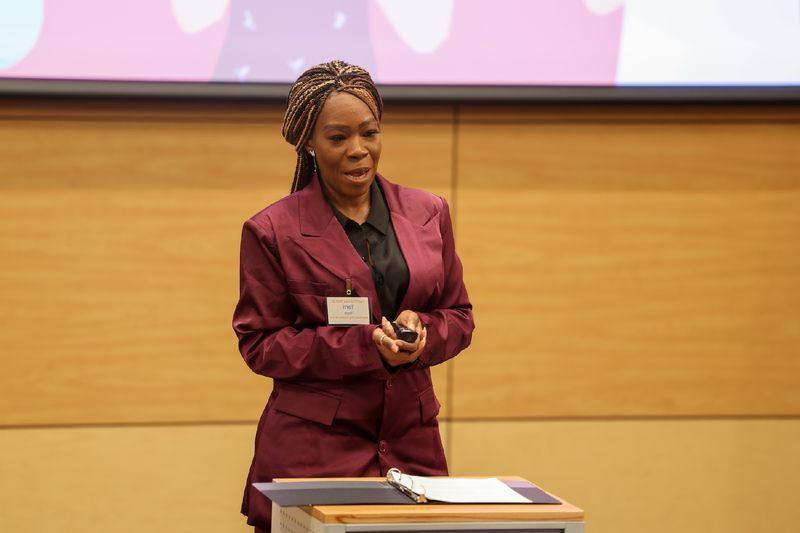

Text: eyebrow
xmin=321 ymin=118 xmax=378 ymax=131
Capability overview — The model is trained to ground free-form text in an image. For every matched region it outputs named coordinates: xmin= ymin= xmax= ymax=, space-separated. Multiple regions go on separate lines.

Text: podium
xmin=270 ymin=477 xmax=584 ymax=533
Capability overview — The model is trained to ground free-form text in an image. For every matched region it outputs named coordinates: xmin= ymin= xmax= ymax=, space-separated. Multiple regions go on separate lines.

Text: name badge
xmin=326 ymin=297 xmax=371 ymax=325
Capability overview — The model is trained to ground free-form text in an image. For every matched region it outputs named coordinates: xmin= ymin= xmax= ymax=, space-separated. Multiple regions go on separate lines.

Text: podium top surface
xmin=272 ymin=476 xmax=584 ymax=525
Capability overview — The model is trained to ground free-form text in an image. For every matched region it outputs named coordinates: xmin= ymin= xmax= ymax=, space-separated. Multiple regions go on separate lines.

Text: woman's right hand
xmin=372 ymin=321 xmax=426 ymax=367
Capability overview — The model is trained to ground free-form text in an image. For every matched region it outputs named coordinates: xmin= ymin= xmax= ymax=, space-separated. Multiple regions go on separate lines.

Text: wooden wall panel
xmin=451 ymin=419 xmax=800 ymax=533
xmin=456 ymin=123 xmax=799 ymax=191
xmin=0 ymin=421 xmax=451 ymax=533
xmin=459 ymin=104 xmax=800 ymax=122
xmin=0 ymin=189 xmax=269 ymax=425
xmin=455 ymin=121 xmax=800 ymax=418
xmin=0 ymin=98 xmax=453 ymax=124
xmin=0 ymin=102 xmax=453 ymax=426
xmin=378 ymin=121 xmax=452 ymax=193
xmin=0 ymin=423 xmax=258 ymax=533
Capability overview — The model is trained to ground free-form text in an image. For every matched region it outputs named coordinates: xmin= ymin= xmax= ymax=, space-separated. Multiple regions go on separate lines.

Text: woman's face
xmin=306 ymin=91 xmax=382 ymax=201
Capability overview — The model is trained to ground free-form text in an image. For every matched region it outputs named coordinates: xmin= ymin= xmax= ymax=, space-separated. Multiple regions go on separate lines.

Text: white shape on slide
xmin=333 ymin=11 xmax=347 ymax=30
xmin=617 ymin=0 xmax=800 ymax=84
xmin=288 ymin=58 xmax=305 ymax=75
xmin=376 ymin=0 xmax=453 ymax=54
xmin=0 ymin=0 xmax=44 ymax=69
xmin=170 ymin=0 xmax=230 ymax=35
xmin=243 ymin=9 xmax=256 ymax=31
xmin=582 ymin=0 xmax=625 ymax=16
xmin=235 ymin=65 xmax=250 ymax=81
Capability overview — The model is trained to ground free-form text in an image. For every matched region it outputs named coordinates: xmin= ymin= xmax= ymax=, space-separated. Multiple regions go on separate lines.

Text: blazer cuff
xmin=412 ymin=311 xmax=437 ymax=368
xmin=362 ymin=324 xmax=393 ymax=379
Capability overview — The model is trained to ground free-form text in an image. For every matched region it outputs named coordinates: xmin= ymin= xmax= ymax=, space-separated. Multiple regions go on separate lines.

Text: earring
xmin=309 ymin=150 xmax=317 ymax=174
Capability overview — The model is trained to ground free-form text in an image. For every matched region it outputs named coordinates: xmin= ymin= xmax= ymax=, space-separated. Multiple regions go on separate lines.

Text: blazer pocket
xmin=274 ymin=386 xmax=341 ymax=426
xmin=418 ymin=387 xmax=441 ymax=425
xmin=287 ymin=279 xmax=331 ymax=296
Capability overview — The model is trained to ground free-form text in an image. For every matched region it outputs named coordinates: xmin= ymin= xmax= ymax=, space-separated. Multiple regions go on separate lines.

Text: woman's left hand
xmin=381 ymin=311 xmax=425 ymax=354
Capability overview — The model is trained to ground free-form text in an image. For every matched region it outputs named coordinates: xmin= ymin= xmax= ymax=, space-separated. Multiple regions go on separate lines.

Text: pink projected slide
xmin=1 ymin=0 xmax=231 ymax=81
xmin=367 ymin=1 xmax=622 ymax=84
xmin=1 ymin=0 xmax=798 ymax=86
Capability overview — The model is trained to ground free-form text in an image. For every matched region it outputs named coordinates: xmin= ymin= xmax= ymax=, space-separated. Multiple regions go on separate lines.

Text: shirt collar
xmin=330 ymin=180 xmax=390 ymax=235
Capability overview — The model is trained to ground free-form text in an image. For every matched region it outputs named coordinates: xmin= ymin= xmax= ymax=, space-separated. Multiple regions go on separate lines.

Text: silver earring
xmin=309 ymin=150 xmax=315 ymax=157
xmin=309 ymin=150 xmax=317 ymax=174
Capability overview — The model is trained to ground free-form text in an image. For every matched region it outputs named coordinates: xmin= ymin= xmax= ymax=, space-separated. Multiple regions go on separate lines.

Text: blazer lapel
xmin=378 ymin=175 xmax=439 ymax=314
xmin=390 ymin=213 xmax=426 ymax=313
xmin=293 ymin=174 xmax=381 ymax=320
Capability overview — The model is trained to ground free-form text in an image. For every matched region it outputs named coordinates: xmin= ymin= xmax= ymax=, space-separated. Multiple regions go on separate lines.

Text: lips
xmin=344 ymin=167 xmax=371 ymax=178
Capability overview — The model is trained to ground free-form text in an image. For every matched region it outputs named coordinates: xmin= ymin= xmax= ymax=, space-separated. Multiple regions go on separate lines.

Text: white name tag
xmin=326 ymin=297 xmax=371 ymax=325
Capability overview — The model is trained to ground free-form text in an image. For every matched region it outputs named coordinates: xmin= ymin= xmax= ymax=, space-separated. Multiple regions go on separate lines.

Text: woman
xmin=232 ymin=60 xmax=474 ymax=531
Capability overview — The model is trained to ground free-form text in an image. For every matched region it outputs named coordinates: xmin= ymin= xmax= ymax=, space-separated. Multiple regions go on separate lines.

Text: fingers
xmin=374 ymin=320 xmax=426 ymax=367
xmin=390 ymin=327 xmax=427 ymax=361
xmin=381 ymin=316 xmax=398 ymax=340
xmin=382 ymin=335 xmax=400 ymax=354
xmin=395 ymin=310 xmax=421 ymax=330
xmin=390 ymin=311 xmax=424 ymax=353
xmin=397 ymin=323 xmax=426 ymax=352
xmin=395 ymin=336 xmax=420 ymax=353
xmin=383 ymin=348 xmax=419 ymax=367
xmin=406 ymin=327 xmax=427 ymax=359
xmin=377 ymin=341 xmax=413 ymax=366
xmin=373 ymin=324 xmax=399 ymax=354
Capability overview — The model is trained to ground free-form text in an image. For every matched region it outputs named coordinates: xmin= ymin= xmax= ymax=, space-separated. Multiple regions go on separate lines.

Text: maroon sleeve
xmin=415 ymin=197 xmax=475 ymax=367
xmin=232 ymin=218 xmax=390 ymax=381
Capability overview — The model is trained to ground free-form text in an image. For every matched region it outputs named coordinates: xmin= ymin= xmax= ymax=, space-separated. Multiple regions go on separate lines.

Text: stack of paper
xmin=402 ymin=476 xmax=533 ymax=504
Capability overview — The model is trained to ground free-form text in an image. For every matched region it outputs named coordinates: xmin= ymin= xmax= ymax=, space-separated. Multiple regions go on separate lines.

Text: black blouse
xmin=329 ymin=181 xmax=409 ymax=322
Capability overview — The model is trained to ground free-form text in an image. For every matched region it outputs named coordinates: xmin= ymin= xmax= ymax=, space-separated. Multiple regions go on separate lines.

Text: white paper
xmin=403 ymin=476 xmax=532 ymax=504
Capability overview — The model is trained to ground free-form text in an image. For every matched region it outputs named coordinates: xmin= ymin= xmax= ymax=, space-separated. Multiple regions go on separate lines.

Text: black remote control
xmin=391 ymin=321 xmax=418 ymax=343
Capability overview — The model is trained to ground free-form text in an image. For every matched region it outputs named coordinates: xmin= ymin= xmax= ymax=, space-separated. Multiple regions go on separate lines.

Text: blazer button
xmin=378 ymin=440 xmax=388 ymax=454
xmin=385 ymin=379 xmax=393 ymax=390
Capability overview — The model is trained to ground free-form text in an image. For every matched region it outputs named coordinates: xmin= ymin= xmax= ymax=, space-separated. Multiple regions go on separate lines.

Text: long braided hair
xmin=282 ymin=60 xmax=383 ymax=193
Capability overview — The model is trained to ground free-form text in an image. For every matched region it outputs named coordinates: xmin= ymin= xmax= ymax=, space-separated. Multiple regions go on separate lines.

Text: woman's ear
xmin=305 ymin=142 xmax=315 ymax=157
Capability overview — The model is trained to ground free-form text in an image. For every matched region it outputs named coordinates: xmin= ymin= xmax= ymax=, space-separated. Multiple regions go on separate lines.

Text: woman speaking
xmin=232 ymin=60 xmax=474 ymax=531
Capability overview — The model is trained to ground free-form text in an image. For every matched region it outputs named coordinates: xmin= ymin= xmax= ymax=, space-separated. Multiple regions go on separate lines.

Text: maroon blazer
xmin=232 ymin=173 xmax=474 ymax=529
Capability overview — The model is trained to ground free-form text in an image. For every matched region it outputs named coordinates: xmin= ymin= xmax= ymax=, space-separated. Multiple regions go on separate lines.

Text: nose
xmin=347 ymin=137 xmax=368 ymax=159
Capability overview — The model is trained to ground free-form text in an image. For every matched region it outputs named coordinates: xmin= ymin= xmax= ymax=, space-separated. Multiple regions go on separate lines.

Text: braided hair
xmin=282 ymin=60 xmax=383 ymax=193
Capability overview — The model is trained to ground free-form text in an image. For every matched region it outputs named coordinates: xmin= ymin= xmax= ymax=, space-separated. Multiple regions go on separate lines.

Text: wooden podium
xmin=270 ymin=477 xmax=584 ymax=533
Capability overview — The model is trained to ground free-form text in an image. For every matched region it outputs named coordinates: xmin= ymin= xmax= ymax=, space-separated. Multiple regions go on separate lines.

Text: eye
xmin=329 ymin=135 xmax=346 ymax=142
xmin=363 ymin=129 xmax=380 ymax=138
